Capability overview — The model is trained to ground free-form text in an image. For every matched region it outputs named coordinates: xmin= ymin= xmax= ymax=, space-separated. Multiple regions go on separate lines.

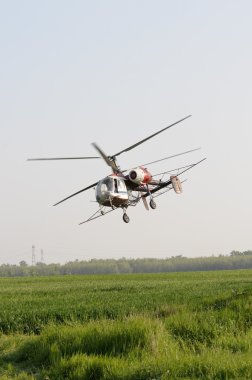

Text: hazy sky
xmin=1 ymin=1 xmax=252 ymax=264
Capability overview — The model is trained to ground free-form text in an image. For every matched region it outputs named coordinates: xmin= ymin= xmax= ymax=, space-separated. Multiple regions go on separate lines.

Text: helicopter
xmin=28 ymin=115 xmax=206 ymax=224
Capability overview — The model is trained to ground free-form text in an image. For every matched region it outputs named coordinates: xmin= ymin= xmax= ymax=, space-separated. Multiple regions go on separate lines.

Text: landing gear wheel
xmin=150 ymin=199 xmax=157 ymax=209
xmin=123 ymin=213 xmax=130 ymax=223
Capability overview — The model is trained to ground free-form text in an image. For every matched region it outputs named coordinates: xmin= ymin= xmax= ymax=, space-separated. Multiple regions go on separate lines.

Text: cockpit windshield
xmin=100 ymin=177 xmax=114 ymax=192
xmin=117 ymin=178 xmax=127 ymax=193
xmin=99 ymin=177 xmax=127 ymax=194
xmin=96 ymin=176 xmax=128 ymax=204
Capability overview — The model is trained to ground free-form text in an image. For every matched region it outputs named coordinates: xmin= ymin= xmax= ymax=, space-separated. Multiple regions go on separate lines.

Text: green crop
xmin=0 ymin=270 xmax=252 ymax=379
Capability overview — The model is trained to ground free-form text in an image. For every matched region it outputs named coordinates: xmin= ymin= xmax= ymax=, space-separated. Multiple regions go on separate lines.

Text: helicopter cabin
xmin=95 ymin=175 xmax=128 ymax=207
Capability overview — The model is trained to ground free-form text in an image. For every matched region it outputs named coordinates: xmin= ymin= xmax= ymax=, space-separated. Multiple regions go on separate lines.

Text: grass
xmin=0 ymin=270 xmax=252 ymax=378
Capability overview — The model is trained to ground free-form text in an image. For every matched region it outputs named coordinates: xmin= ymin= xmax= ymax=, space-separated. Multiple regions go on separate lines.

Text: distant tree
xmin=1 ymin=251 xmax=252 ymax=277
xmin=19 ymin=260 xmax=28 ymax=267
xmin=243 ymin=250 xmax=252 ymax=256
xmin=230 ymin=250 xmax=242 ymax=256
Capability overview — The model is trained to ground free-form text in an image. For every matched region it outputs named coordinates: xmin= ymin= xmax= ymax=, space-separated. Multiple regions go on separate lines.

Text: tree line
xmin=0 ymin=250 xmax=251 ymax=277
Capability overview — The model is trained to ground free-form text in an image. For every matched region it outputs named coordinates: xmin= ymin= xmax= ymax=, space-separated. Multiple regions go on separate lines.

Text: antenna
xmin=40 ymin=249 xmax=44 ymax=263
xmin=32 ymin=245 xmax=36 ymax=266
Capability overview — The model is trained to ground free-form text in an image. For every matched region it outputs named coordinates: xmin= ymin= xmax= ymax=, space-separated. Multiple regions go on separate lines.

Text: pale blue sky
xmin=1 ymin=1 xmax=251 ymax=264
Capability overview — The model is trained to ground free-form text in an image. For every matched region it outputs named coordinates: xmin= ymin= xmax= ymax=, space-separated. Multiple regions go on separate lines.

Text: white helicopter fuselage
xmin=95 ymin=175 xmax=129 ymax=207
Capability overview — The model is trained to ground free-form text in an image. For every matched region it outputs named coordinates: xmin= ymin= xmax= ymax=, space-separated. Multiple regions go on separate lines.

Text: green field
xmin=0 ymin=270 xmax=252 ymax=379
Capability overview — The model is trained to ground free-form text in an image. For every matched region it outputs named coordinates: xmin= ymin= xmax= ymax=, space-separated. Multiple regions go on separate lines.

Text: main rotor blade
xmin=112 ymin=115 xmax=192 ymax=158
xmin=152 ymin=164 xmax=196 ymax=177
xmin=53 ymin=181 xmax=98 ymax=206
xmin=141 ymin=148 xmax=200 ymax=167
xmin=122 ymin=148 xmax=200 ymax=173
xmin=27 ymin=157 xmax=100 ymax=161
xmin=92 ymin=142 xmax=118 ymax=173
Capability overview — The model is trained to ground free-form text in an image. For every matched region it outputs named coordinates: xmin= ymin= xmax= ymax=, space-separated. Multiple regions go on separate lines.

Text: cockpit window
xmin=114 ymin=179 xmax=118 ymax=193
xmin=101 ymin=177 xmax=114 ymax=192
xmin=117 ymin=179 xmax=127 ymax=192
xmin=99 ymin=177 xmax=127 ymax=194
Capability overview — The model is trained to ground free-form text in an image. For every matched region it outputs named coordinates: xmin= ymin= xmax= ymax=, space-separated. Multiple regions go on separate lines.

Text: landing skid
xmin=79 ymin=190 xmax=162 ymax=225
